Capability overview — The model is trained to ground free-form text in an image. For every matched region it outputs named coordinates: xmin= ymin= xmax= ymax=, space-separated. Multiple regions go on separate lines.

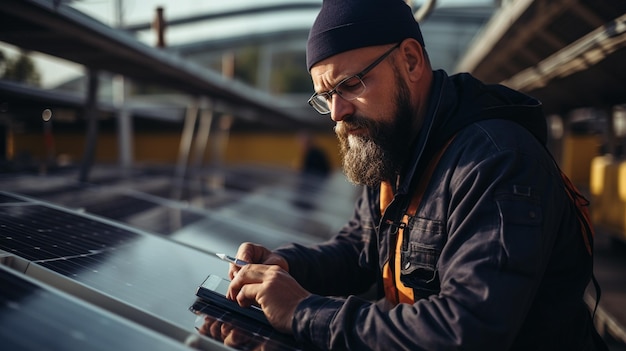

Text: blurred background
xmin=0 ymin=0 xmax=499 ymax=176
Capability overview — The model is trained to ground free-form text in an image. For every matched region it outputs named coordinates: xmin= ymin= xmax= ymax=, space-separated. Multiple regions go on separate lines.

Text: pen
xmin=216 ymin=253 xmax=249 ymax=266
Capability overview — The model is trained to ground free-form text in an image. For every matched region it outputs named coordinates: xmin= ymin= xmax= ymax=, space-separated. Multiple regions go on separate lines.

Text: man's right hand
xmin=228 ymin=242 xmax=289 ymax=280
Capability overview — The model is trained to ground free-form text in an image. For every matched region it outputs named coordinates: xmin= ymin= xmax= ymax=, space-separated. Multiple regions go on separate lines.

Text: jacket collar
xmin=395 ymin=70 xmax=448 ymax=196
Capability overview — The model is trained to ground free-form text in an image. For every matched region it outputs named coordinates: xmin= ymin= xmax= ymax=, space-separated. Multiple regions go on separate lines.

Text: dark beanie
xmin=306 ymin=0 xmax=425 ymax=70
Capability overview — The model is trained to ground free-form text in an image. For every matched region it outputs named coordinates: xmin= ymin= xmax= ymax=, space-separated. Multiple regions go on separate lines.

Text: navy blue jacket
xmin=276 ymin=71 xmax=605 ymax=350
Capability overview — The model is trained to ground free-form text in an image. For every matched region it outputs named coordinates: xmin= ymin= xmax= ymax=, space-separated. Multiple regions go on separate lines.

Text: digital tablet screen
xmin=189 ymin=299 xmax=302 ymax=350
xmin=195 ymin=275 xmax=270 ymax=326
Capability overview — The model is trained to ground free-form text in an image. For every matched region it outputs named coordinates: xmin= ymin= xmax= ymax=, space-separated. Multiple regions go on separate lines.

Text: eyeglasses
xmin=307 ymin=43 xmax=401 ymax=115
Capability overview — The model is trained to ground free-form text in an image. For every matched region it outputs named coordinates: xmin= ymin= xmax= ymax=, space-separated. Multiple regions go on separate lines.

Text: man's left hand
xmin=227 ymin=264 xmax=310 ymax=334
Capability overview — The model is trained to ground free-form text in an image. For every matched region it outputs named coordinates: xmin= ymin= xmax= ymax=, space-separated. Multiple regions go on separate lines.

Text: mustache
xmin=334 ymin=115 xmax=378 ymax=136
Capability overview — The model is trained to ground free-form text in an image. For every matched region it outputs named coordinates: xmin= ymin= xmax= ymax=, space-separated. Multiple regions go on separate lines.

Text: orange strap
xmin=381 ymin=179 xmax=415 ymax=305
xmin=381 ymin=140 xmax=454 ymax=305
xmin=560 ymin=170 xmax=595 ymax=255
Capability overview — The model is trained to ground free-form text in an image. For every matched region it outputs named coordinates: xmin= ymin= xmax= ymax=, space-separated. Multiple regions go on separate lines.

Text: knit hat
xmin=306 ymin=0 xmax=425 ymax=71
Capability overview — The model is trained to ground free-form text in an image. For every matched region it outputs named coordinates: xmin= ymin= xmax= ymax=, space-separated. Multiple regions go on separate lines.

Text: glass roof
xmin=0 ymin=0 xmax=495 ymax=118
xmin=68 ymin=0 xmax=495 ymax=73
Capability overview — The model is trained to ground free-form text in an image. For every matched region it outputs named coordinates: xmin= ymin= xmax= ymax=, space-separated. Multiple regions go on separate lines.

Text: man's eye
xmin=339 ymin=77 xmax=361 ymax=90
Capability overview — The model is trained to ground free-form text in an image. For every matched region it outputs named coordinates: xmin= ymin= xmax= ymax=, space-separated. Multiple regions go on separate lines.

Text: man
xmin=226 ymin=0 xmax=608 ymax=349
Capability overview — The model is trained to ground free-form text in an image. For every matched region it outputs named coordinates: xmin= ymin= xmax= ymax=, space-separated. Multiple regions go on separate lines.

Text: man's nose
xmin=329 ymin=94 xmax=354 ymax=122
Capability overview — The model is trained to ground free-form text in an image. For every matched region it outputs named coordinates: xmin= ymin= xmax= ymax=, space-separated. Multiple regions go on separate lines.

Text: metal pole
xmin=172 ymin=99 xmax=199 ymax=199
xmin=113 ymin=75 xmax=133 ymax=175
xmin=78 ymin=69 xmax=99 ymax=182
xmin=115 ymin=0 xmax=124 ymax=27
xmin=192 ymin=99 xmax=213 ymax=171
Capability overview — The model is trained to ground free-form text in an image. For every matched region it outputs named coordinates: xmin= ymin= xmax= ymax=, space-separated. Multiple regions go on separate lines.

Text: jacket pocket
xmin=399 ymin=217 xmax=445 ymax=299
xmin=496 ymin=197 xmax=543 ymax=275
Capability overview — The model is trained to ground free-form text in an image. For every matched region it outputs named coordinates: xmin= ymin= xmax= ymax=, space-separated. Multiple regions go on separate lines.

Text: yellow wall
xmin=133 ymin=133 xmax=183 ymax=164
xmin=13 ymin=132 xmax=122 ymax=165
xmin=560 ymin=134 xmax=601 ymax=188
xmin=224 ymin=133 xmax=340 ymax=169
xmin=9 ymin=130 xmax=341 ymax=171
xmin=11 ymin=130 xmax=602 ymax=181
xmin=589 ymin=156 xmax=626 ymax=240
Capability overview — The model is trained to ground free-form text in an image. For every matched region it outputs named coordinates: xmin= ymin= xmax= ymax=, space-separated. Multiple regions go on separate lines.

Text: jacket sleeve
xmin=274 ymin=187 xmax=379 ymax=297
xmin=290 ymin=124 xmax=582 ymax=350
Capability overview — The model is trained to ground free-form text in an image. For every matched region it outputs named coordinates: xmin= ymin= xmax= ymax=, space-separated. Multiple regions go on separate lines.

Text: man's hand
xmin=196 ymin=314 xmax=265 ymax=350
xmin=227 ymin=264 xmax=310 ymax=334
xmin=228 ymin=242 xmax=289 ymax=279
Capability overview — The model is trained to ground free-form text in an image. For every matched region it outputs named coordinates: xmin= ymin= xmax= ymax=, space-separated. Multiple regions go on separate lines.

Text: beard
xmin=336 ymin=78 xmax=416 ymax=187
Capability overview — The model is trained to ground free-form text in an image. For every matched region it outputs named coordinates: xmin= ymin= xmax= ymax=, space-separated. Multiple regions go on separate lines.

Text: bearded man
xmin=223 ymin=0 xmax=608 ymax=350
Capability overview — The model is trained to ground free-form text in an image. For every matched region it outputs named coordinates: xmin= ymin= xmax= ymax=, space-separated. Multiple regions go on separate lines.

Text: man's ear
xmin=398 ymin=39 xmax=427 ymax=82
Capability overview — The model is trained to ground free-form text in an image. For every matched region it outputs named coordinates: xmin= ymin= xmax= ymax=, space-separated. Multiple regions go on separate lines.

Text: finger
xmin=229 ymin=265 xmax=268 ymax=305
xmin=228 ymin=243 xmax=257 ymax=280
xmin=196 ymin=316 xmax=211 ymax=335
xmin=228 ymin=263 xmax=241 ymax=280
xmin=220 ymin=323 xmax=234 ymax=337
xmin=222 ymin=324 xmax=253 ymax=347
xmin=208 ymin=318 xmax=224 ymax=341
xmin=235 ymin=242 xmax=257 ymax=263
xmin=227 ymin=264 xmax=263 ymax=300
xmin=236 ymin=281 xmax=262 ymax=308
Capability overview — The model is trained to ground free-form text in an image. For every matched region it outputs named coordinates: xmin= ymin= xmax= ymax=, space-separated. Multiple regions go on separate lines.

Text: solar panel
xmin=5 ymin=171 xmax=340 ymax=242
xmin=0 ymin=195 xmax=212 ymax=323
xmin=0 ymin=191 xmax=305 ymax=350
xmin=0 ymin=203 xmax=138 ymax=261
xmin=5 ymin=177 xmax=328 ymax=252
xmin=0 ymin=193 xmax=26 ymax=203
xmin=0 ymin=265 xmax=199 ymax=351
xmin=0 ymin=163 xmax=360 ymax=351
xmin=218 ymin=194 xmax=339 ymax=239
xmin=8 ymin=182 xmax=208 ymax=235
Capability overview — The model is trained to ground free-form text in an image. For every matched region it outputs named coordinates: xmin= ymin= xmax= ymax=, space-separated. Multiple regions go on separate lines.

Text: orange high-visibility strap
xmin=381 ymin=181 xmax=415 ymax=304
xmin=560 ymin=170 xmax=595 ymax=255
xmin=380 ymin=181 xmax=400 ymax=303
xmin=381 ymin=139 xmax=454 ymax=305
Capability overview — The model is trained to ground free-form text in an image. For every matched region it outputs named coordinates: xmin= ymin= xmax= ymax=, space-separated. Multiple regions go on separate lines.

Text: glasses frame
xmin=307 ymin=42 xmax=401 ymax=115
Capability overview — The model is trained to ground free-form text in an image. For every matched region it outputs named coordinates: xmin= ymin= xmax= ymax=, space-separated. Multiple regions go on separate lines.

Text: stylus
xmin=216 ymin=253 xmax=249 ymax=266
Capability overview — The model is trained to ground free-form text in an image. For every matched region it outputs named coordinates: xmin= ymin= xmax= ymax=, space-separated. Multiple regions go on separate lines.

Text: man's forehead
xmin=311 ymin=45 xmax=390 ymax=79
xmin=310 ymin=58 xmax=357 ymax=91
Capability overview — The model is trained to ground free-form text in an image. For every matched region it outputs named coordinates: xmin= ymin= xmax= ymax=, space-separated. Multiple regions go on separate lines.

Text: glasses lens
xmin=336 ymin=76 xmax=366 ymax=100
xmin=309 ymin=95 xmax=331 ymax=114
xmin=307 ymin=74 xmax=366 ymax=115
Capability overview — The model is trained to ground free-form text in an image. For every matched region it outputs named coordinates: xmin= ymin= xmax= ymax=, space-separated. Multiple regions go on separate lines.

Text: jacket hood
xmin=398 ymin=70 xmax=546 ymax=195
xmin=436 ymin=71 xmax=546 ymax=146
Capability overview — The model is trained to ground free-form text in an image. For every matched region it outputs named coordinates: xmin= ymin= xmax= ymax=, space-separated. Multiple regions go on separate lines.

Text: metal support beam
xmin=413 ymin=0 xmax=437 ymax=22
xmin=78 ymin=69 xmax=99 ymax=183
xmin=122 ymin=3 xmax=322 ymax=32
xmin=117 ymin=109 xmax=133 ymax=174
xmin=114 ymin=75 xmax=133 ymax=175
xmin=258 ymin=46 xmax=273 ymax=93
xmin=191 ymin=103 xmax=214 ymax=171
xmin=173 ymin=98 xmax=200 ymax=199
xmin=503 ymin=13 xmax=626 ymax=92
xmin=208 ymin=114 xmax=233 ymax=190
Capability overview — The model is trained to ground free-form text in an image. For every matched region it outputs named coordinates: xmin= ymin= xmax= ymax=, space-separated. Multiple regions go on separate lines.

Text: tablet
xmin=195 ymin=274 xmax=270 ymax=326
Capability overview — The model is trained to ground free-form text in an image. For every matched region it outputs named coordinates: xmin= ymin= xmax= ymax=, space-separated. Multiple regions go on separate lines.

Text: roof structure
xmin=0 ymin=0 xmax=316 ymax=128
xmin=457 ymin=0 xmax=626 ymax=115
